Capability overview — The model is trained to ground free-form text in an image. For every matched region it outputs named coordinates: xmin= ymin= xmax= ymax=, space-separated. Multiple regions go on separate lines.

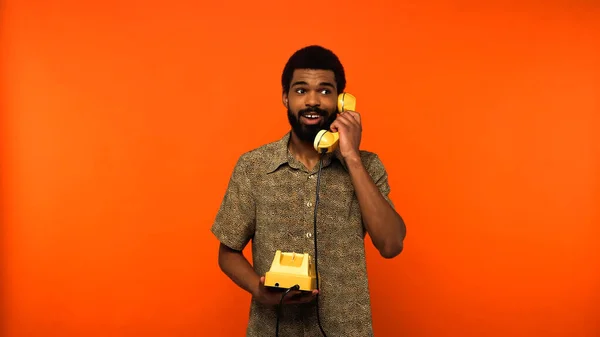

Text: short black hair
xmin=281 ymin=45 xmax=346 ymax=94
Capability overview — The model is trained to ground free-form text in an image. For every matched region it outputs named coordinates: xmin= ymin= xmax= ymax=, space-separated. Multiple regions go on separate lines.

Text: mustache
xmin=299 ymin=106 xmax=329 ymax=116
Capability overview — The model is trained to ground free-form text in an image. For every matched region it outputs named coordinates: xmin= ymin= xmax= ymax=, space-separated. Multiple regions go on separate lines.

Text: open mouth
xmin=301 ymin=113 xmax=323 ymax=125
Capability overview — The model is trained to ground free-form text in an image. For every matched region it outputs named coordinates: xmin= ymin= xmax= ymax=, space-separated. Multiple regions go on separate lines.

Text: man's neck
xmin=288 ymin=132 xmax=321 ymax=171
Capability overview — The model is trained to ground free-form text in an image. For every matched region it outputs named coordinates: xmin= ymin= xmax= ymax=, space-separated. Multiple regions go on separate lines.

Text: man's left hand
xmin=330 ymin=110 xmax=362 ymax=160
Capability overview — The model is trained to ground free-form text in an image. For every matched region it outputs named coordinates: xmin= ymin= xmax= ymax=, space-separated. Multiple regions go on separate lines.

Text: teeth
xmin=304 ymin=114 xmax=319 ymax=119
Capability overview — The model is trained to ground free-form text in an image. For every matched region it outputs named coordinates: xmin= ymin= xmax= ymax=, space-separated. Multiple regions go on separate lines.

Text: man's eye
xmin=295 ymin=89 xmax=306 ymax=94
xmin=320 ymin=89 xmax=331 ymax=94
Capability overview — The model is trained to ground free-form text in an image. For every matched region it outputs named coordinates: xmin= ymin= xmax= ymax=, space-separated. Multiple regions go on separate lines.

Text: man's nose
xmin=305 ymin=91 xmax=321 ymax=107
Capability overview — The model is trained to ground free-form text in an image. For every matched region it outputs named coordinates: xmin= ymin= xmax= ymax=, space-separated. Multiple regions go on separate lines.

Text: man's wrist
xmin=249 ymin=280 xmax=259 ymax=298
xmin=251 ymin=273 xmax=265 ymax=297
xmin=344 ymin=152 xmax=363 ymax=169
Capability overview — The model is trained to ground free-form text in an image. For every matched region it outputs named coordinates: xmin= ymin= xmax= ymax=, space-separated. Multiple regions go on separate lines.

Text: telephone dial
xmin=313 ymin=92 xmax=357 ymax=154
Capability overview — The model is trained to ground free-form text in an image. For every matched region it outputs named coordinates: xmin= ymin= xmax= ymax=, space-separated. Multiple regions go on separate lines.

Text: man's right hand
xmin=253 ymin=276 xmax=319 ymax=306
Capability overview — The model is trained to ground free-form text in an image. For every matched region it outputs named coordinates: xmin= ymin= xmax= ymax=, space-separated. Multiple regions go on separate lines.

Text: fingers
xmin=331 ymin=114 xmax=350 ymax=132
xmin=342 ymin=111 xmax=361 ymax=130
xmin=343 ymin=110 xmax=361 ymax=125
xmin=331 ymin=110 xmax=361 ymax=133
xmin=283 ymin=290 xmax=318 ymax=304
xmin=289 ymin=289 xmax=302 ymax=295
xmin=258 ymin=276 xmax=320 ymax=305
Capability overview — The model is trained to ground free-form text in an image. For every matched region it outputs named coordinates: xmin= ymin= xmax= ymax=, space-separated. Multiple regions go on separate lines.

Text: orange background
xmin=1 ymin=1 xmax=599 ymax=336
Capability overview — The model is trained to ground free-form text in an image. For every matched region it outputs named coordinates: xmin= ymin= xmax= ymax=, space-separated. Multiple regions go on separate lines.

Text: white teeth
xmin=304 ymin=114 xmax=319 ymax=119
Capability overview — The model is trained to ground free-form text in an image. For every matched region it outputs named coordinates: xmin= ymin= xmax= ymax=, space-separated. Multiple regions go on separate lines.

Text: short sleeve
xmin=210 ymin=156 xmax=256 ymax=251
xmin=366 ymin=153 xmax=395 ymax=209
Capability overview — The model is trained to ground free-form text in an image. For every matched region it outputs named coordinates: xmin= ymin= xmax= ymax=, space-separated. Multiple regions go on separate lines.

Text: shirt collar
xmin=265 ymin=131 xmax=349 ymax=174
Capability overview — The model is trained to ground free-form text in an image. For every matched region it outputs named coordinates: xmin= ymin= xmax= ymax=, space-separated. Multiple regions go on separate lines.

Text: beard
xmin=287 ymin=106 xmax=337 ymax=144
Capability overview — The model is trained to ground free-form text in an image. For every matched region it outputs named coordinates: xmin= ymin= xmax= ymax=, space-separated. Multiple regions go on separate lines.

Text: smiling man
xmin=211 ymin=45 xmax=406 ymax=337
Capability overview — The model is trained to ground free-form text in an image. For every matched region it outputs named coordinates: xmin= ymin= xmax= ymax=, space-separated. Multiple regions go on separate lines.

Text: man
xmin=211 ymin=45 xmax=406 ymax=336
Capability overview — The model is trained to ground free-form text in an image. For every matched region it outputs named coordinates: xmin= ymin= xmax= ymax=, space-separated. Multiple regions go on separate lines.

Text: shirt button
xmin=306 ymin=232 xmax=312 ymax=238
xmin=307 ymin=202 xmax=312 ymax=207
xmin=309 ymin=174 xmax=314 ymax=179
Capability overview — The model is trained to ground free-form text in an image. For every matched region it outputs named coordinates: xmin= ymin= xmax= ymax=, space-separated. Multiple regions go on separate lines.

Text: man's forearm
xmin=345 ymin=155 xmax=406 ymax=258
xmin=218 ymin=243 xmax=260 ymax=295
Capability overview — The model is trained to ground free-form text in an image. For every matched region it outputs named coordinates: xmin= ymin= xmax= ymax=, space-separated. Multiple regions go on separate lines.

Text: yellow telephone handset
xmin=313 ymin=92 xmax=357 ymax=154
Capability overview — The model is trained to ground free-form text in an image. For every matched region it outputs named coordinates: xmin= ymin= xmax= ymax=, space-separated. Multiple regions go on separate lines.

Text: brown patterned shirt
xmin=211 ymin=131 xmax=395 ymax=337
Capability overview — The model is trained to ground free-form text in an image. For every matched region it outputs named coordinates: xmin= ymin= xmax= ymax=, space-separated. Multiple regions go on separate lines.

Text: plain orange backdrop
xmin=1 ymin=1 xmax=599 ymax=336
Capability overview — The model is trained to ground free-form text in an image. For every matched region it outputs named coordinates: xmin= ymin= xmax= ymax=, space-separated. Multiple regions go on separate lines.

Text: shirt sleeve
xmin=210 ymin=155 xmax=256 ymax=251
xmin=366 ymin=153 xmax=395 ymax=209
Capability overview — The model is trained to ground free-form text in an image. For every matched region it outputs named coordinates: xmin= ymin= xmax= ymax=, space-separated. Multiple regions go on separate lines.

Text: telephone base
xmin=263 ymin=250 xmax=318 ymax=292
xmin=264 ymin=271 xmax=316 ymax=292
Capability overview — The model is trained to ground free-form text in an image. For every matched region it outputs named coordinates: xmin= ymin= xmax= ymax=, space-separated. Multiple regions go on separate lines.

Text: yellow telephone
xmin=313 ymin=92 xmax=357 ymax=154
xmin=264 ymin=250 xmax=317 ymax=291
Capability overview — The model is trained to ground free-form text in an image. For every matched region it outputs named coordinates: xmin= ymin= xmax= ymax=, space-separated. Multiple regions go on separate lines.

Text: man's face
xmin=283 ymin=69 xmax=338 ymax=144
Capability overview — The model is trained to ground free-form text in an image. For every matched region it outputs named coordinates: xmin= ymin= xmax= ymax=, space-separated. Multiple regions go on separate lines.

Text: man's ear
xmin=282 ymin=93 xmax=289 ymax=108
